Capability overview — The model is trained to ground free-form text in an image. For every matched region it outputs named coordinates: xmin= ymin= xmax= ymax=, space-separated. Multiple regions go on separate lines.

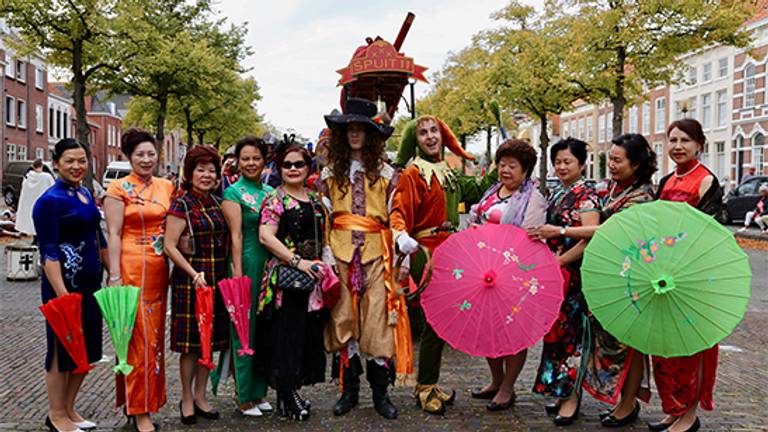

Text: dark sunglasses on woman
xmin=282 ymin=161 xmax=307 ymax=169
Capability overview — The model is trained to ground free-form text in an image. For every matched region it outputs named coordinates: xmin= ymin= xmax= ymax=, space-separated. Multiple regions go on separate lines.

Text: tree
xmin=483 ymin=2 xmax=579 ymax=192
xmin=2 ymin=0 xmax=120 ymax=185
xmin=560 ymin=0 xmax=755 ymax=138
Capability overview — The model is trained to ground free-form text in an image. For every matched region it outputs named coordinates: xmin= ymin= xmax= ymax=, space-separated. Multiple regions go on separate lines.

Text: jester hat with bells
xmin=394 ymin=116 xmax=475 ymax=167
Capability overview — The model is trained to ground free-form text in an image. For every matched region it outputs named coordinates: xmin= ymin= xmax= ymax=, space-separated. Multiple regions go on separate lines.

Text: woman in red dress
xmin=650 ymin=118 xmax=722 ymax=432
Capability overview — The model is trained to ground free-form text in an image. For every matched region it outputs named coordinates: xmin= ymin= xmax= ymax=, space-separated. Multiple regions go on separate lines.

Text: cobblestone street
xmin=1 ymin=243 xmax=766 ymax=431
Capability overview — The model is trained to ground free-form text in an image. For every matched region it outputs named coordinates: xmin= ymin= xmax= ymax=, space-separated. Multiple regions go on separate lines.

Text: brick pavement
xmin=1 ymin=244 xmax=767 ymax=432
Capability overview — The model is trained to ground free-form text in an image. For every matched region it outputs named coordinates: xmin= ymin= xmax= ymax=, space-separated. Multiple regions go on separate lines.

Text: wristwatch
xmin=559 ymin=227 xmax=567 ymax=237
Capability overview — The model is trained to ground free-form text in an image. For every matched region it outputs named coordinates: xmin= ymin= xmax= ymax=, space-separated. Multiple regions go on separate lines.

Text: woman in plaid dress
xmin=165 ymin=145 xmax=230 ymax=425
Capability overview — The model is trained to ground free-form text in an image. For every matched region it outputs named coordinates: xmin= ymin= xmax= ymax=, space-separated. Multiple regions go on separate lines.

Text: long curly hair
xmin=327 ymin=124 xmax=386 ymax=196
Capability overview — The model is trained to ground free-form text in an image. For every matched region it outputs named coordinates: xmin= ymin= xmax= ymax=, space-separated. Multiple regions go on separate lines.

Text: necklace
xmin=674 ymin=161 xmax=701 ymax=178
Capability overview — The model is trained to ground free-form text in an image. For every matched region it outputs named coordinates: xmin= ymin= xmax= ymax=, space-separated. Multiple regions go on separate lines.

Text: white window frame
xmin=629 ymin=106 xmax=638 ymax=133
xmin=17 ymin=99 xmax=26 ymax=129
xmin=7 ymin=143 xmax=16 ymax=162
xmin=701 ymin=93 xmax=712 ymax=129
xmin=5 ymin=96 xmax=15 ymax=126
xmin=753 ymin=134 xmax=765 ymax=173
xmin=578 ymin=118 xmax=585 ymax=139
xmin=655 ymin=97 xmax=666 ymax=133
xmin=35 ymin=147 xmax=44 ymax=161
xmin=35 ymin=104 xmax=43 ymax=133
xmin=745 ymin=63 xmax=757 ymax=108
xmin=587 ymin=117 xmax=593 ymax=141
xmin=718 ymin=58 xmax=728 ymax=78
xmin=4 ymin=52 xmax=13 ymax=78
xmin=654 ymin=142 xmax=664 ymax=182
xmin=702 ymin=62 xmax=712 ymax=82
xmin=687 ymin=65 xmax=697 ymax=86
xmin=715 ymin=141 xmax=726 ymax=179
xmin=606 ymin=112 xmax=613 ymax=139
xmin=34 ymin=67 xmax=43 ymax=90
xmin=15 ymin=60 xmax=25 ymax=83
xmin=18 ymin=144 xmax=27 ymax=161
xmin=688 ymin=96 xmax=698 ymax=120
xmin=642 ymin=102 xmax=651 ymax=135
xmin=598 ymin=114 xmax=606 ymax=142
xmin=716 ymin=90 xmax=728 ymax=127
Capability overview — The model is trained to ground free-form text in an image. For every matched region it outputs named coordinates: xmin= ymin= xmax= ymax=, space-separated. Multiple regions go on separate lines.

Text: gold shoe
xmin=414 ymin=384 xmax=446 ymax=415
xmin=434 ymin=386 xmax=456 ymax=405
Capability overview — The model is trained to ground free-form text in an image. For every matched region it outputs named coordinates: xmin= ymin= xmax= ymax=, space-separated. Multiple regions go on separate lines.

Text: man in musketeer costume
xmin=318 ymin=97 xmax=413 ymax=419
xmin=390 ymin=115 xmax=495 ymax=414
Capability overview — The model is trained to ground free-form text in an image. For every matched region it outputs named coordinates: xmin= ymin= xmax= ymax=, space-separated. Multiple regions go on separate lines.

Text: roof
xmin=90 ymin=91 xmax=130 ymax=117
xmin=746 ymin=0 xmax=768 ymax=26
xmin=48 ymin=82 xmax=72 ymax=101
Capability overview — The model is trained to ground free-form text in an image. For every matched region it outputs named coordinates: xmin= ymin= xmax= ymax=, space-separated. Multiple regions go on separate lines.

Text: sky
xmin=215 ymin=0 xmax=544 ymax=150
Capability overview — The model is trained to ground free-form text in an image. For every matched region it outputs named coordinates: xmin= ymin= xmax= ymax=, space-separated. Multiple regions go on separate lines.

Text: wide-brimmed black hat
xmin=324 ymin=97 xmax=394 ymax=139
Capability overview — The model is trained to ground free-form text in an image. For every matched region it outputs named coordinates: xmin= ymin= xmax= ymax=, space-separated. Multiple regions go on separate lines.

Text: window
xmin=629 ymin=106 xmax=638 ymax=133
xmin=675 ymin=101 xmax=685 ymax=120
xmin=578 ymin=118 xmax=585 ymax=139
xmin=642 ymin=102 xmax=651 ymax=134
xmin=34 ymin=67 xmax=43 ymax=89
xmin=562 ymin=124 xmax=569 ymax=137
xmin=587 ymin=117 xmax=593 ymax=141
xmin=701 ymin=93 xmax=712 ymax=129
xmin=63 ymin=113 xmax=68 ymax=137
xmin=701 ymin=142 xmax=710 ymax=166
xmin=36 ymin=147 xmax=44 ymax=161
xmin=5 ymin=96 xmax=15 ymax=126
xmin=4 ymin=52 xmax=12 ymax=77
xmin=598 ymin=114 xmax=606 ymax=142
xmin=687 ymin=65 xmax=697 ymax=85
xmin=18 ymin=145 xmax=27 ymax=161
xmin=754 ymin=134 xmax=765 ymax=173
xmin=6 ymin=144 xmax=16 ymax=162
xmin=17 ymin=99 xmax=26 ymax=129
xmin=606 ymin=112 xmax=613 ymax=139
xmin=745 ymin=63 xmax=756 ymax=108
xmin=688 ymin=96 xmax=698 ymax=120
xmin=16 ymin=60 xmax=25 ymax=82
xmin=570 ymin=119 xmax=576 ymax=137
xmin=655 ymin=97 xmax=666 ymax=133
xmin=56 ymin=109 xmax=62 ymax=138
xmin=48 ymin=107 xmax=54 ymax=137
xmin=35 ymin=104 xmax=43 ymax=133
xmin=716 ymin=141 xmax=726 ymax=179
xmin=702 ymin=63 xmax=712 ymax=82
xmin=716 ymin=90 xmax=728 ymax=127
xmin=718 ymin=58 xmax=728 ymax=78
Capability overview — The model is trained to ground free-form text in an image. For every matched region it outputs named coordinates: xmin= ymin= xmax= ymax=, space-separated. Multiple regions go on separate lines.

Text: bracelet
xmin=289 ymin=254 xmax=301 ymax=268
xmin=109 ymin=274 xmax=122 ymax=282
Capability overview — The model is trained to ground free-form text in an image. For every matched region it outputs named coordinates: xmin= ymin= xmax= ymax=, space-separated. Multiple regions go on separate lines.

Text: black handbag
xmin=275 ymin=264 xmax=315 ymax=292
xmin=275 ymin=198 xmax=321 ymax=292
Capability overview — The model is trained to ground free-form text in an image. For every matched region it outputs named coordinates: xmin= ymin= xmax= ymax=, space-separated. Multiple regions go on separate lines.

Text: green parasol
xmin=582 ymin=200 xmax=751 ymax=357
xmin=94 ymin=285 xmax=140 ymax=375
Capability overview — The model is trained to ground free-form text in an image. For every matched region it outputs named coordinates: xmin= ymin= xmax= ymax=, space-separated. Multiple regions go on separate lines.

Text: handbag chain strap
xmin=180 ymin=197 xmax=195 ymax=238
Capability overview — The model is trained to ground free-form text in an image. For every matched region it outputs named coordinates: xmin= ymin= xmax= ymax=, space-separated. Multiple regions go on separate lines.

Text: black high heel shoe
xmin=601 ymin=402 xmax=640 ymax=427
xmin=277 ymin=390 xmax=310 ymax=421
xmin=652 ymin=417 xmax=700 ymax=432
xmin=648 ymin=416 xmax=678 ymax=431
xmin=553 ymin=395 xmax=581 ymax=426
xmin=193 ymin=402 xmax=219 ymax=420
xmin=545 ymin=401 xmax=561 ymax=415
xmin=179 ymin=401 xmax=197 ymax=425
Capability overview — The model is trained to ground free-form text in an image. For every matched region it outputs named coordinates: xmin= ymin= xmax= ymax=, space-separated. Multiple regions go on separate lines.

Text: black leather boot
xmin=333 ymin=355 xmax=361 ymax=416
xmin=367 ymin=359 xmax=398 ymax=419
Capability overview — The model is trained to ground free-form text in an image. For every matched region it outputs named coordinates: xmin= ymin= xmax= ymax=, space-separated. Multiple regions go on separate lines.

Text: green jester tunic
xmin=212 ymin=176 xmax=273 ymax=403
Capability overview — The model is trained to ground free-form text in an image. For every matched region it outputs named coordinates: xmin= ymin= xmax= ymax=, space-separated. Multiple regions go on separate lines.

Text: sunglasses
xmin=281 ymin=160 xmax=308 ymax=170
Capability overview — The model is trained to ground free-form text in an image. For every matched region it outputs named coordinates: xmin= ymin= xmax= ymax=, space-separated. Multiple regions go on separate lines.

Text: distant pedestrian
xmin=16 ymin=159 xmax=55 ymax=236
xmin=740 ymin=184 xmax=768 ymax=232
xmin=741 ymin=166 xmax=756 ymax=183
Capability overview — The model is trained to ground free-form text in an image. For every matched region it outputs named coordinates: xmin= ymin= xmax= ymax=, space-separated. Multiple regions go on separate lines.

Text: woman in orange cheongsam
xmin=105 ymin=129 xmax=175 ymax=432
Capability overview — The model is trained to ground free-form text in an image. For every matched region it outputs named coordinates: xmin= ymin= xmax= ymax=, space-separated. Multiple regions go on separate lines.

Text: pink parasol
xmin=217 ymin=276 xmax=253 ymax=356
xmin=421 ymin=224 xmax=564 ymax=358
xmin=195 ymin=285 xmax=216 ymax=369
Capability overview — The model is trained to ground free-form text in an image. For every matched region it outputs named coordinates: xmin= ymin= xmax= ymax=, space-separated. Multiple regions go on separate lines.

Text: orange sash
xmin=332 ymin=212 xmax=414 ymax=385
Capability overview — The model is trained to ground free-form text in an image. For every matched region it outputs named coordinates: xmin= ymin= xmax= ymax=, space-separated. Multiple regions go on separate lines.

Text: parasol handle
xmin=395 ymin=244 xmax=432 ymax=301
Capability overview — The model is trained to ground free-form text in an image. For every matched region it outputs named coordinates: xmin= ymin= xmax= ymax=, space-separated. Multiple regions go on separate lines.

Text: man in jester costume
xmin=317 ymin=98 xmax=413 ymax=419
xmin=390 ymin=115 xmax=495 ymax=414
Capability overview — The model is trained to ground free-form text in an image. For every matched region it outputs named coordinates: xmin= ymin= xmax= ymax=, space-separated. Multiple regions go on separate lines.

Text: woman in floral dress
xmin=528 ymin=138 xmax=600 ymax=427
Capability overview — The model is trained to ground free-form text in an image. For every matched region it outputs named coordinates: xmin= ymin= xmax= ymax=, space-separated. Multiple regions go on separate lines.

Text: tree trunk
xmin=197 ymin=131 xmax=205 ymax=146
xmin=611 ymin=46 xmax=627 ymax=139
xmin=486 ymin=125 xmax=492 ymax=169
xmin=184 ymin=107 xmax=194 ymax=147
xmin=538 ymin=113 xmax=549 ymax=195
xmin=71 ymin=40 xmax=94 ymax=192
xmin=155 ymin=95 xmax=167 ymax=173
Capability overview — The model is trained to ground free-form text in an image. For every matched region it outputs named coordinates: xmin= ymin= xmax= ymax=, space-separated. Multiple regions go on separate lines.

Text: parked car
xmin=102 ymin=161 xmax=131 ymax=188
xmin=719 ymin=175 xmax=768 ymax=224
xmin=2 ymin=161 xmax=56 ymax=206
